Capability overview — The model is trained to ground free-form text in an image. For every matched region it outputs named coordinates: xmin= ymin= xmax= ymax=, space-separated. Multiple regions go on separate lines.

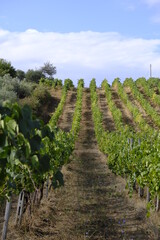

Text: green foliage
xmin=102 ymin=128 xmax=160 ymax=204
xmin=25 ymin=69 xmax=44 ymax=83
xmin=52 ymin=78 xmax=63 ymax=88
xmin=147 ymin=77 xmax=160 ymax=88
xmin=136 ymin=77 xmax=160 ymax=107
xmin=0 ymin=75 xmax=83 ymax=202
xmin=0 ymin=102 xmax=75 ymax=200
xmin=71 ymin=79 xmax=84 ymax=139
xmin=124 ymin=77 xmax=160 ymax=128
xmin=21 ymin=85 xmax=51 ymax=117
xmin=0 ymin=58 xmax=16 ymax=78
xmin=115 ymin=79 xmax=150 ymax=131
xmin=0 ymin=75 xmax=36 ymax=105
xmin=0 ymin=74 xmax=18 ymax=105
xmin=16 ymin=80 xmax=36 ymax=99
xmin=90 ymin=78 xmax=160 ymax=211
xmin=16 ymin=69 xmax=25 ymax=81
xmin=64 ymin=78 xmax=74 ymax=90
xmin=0 ymin=74 xmax=19 ymax=91
xmin=112 ymin=77 xmax=120 ymax=86
xmin=0 ymin=90 xmax=17 ymax=106
xmin=32 ymin=85 xmax=51 ymax=104
xmin=49 ymin=79 xmax=74 ymax=127
xmin=101 ymin=78 xmax=123 ymax=129
xmin=40 ymin=61 xmax=56 ymax=79
xmin=40 ymin=77 xmax=62 ymax=88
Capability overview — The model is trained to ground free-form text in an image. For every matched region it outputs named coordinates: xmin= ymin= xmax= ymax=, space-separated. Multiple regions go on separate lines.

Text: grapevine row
xmin=136 ymin=77 xmax=160 ymax=107
xmin=113 ymin=78 xmax=151 ymax=131
xmin=0 ymin=79 xmax=84 ymax=238
xmin=124 ymin=78 xmax=160 ymax=129
xmin=49 ymin=79 xmax=74 ymax=127
xmin=101 ymin=79 xmax=123 ymax=130
xmin=0 ymin=79 xmax=75 ymax=201
xmin=90 ymin=78 xmax=160 ymax=213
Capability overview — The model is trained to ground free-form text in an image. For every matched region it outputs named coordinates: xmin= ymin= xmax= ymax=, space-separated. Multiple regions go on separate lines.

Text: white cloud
xmin=143 ymin=0 xmax=160 ymax=6
xmin=0 ymin=28 xmax=160 ymax=86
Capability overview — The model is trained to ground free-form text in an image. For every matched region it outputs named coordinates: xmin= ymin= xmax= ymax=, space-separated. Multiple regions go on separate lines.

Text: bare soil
xmin=5 ymin=88 xmax=160 ymax=240
xmin=58 ymin=89 xmax=77 ymax=131
xmin=97 ymin=88 xmax=116 ymax=131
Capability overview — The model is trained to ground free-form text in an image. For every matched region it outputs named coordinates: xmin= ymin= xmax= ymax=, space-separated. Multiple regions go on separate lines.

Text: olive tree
xmin=25 ymin=69 xmax=44 ymax=83
xmin=40 ymin=62 xmax=56 ymax=79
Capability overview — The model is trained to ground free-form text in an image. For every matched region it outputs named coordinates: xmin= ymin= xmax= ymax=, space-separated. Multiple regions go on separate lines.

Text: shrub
xmin=0 ymin=88 xmax=17 ymax=105
xmin=40 ymin=77 xmax=63 ymax=88
xmin=32 ymin=85 xmax=51 ymax=105
xmin=25 ymin=69 xmax=44 ymax=83
xmin=21 ymin=85 xmax=52 ymax=118
xmin=0 ymin=74 xmax=18 ymax=105
xmin=0 ymin=74 xmax=37 ymax=105
xmin=16 ymin=80 xmax=37 ymax=98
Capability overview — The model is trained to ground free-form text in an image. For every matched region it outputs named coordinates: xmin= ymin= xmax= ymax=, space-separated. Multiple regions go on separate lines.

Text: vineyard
xmin=1 ymin=77 xmax=160 ymax=239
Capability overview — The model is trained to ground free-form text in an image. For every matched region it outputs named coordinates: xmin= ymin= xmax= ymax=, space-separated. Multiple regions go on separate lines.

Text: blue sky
xmin=1 ymin=0 xmax=160 ymax=86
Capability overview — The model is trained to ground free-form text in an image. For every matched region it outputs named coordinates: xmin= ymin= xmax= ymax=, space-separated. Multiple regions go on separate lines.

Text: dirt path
xmin=111 ymin=87 xmax=137 ymax=130
xmin=10 ymin=88 xmax=158 ymax=240
xmin=58 ymin=89 xmax=77 ymax=131
xmin=97 ymin=88 xmax=115 ymax=131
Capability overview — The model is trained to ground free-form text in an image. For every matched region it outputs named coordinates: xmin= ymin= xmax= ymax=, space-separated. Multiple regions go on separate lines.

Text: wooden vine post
xmin=1 ymin=196 xmax=12 ymax=240
xmin=15 ymin=191 xmax=25 ymax=226
xmin=156 ymin=194 xmax=159 ymax=212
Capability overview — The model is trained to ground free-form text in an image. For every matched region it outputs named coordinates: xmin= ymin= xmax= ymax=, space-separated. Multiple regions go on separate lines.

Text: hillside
xmin=1 ymin=78 xmax=160 ymax=239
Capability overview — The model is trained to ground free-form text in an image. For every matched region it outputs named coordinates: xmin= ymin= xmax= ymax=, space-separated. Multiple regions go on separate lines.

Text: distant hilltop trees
xmin=0 ymin=58 xmax=59 ymax=114
xmin=0 ymin=58 xmax=57 ymax=83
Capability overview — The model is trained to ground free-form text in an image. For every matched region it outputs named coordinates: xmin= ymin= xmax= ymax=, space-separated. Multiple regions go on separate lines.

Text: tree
xmin=0 ymin=58 xmax=16 ymax=77
xmin=25 ymin=69 xmax=44 ymax=83
xmin=16 ymin=69 xmax=25 ymax=81
xmin=41 ymin=62 xmax=56 ymax=79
